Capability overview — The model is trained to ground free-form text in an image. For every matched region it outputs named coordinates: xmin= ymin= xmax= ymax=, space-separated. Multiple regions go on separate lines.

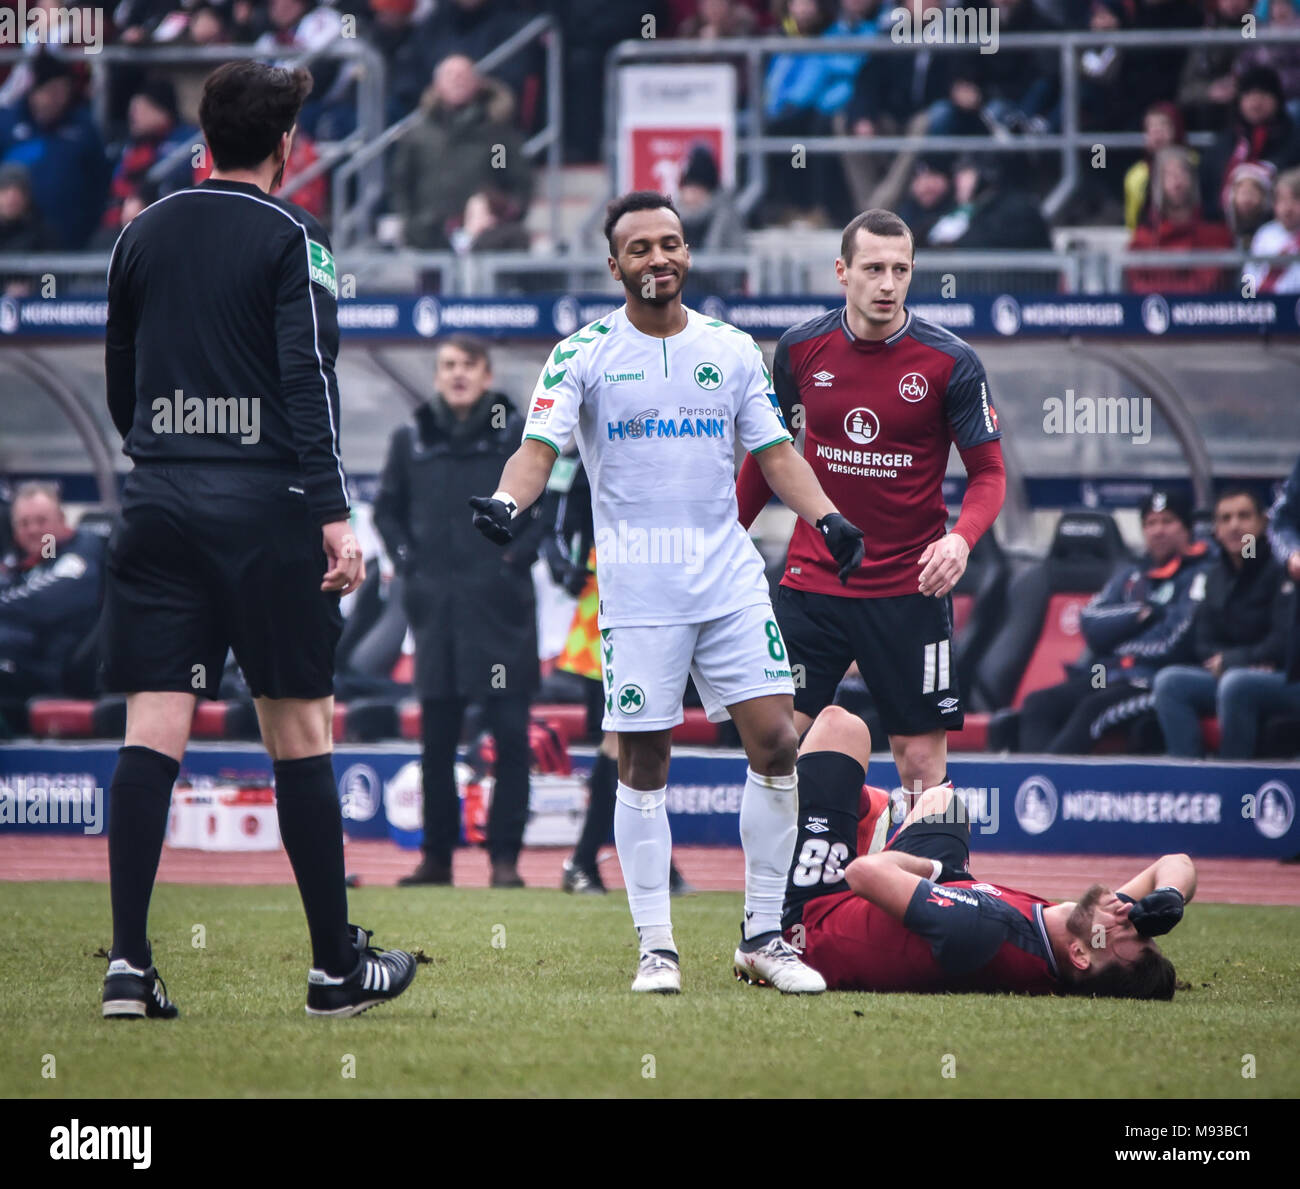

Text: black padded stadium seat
xmin=341 ymin=572 xmax=408 ymax=681
xmin=536 ymin=667 xmax=589 ymax=705
xmin=1261 ymin=713 xmax=1300 ymax=760
xmin=951 ymin=529 xmax=1009 ymax=713
xmin=976 ymin=509 xmax=1133 ymax=747
xmin=341 ymin=697 xmax=400 ymax=743
xmin=91 ymin=694 xmax=127 ymax=738
xmin=334 ymin=567 xmax=382 ymax=672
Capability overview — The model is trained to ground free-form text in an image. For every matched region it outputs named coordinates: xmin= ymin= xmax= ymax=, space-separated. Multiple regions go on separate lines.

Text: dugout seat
xmin=26 ymin=698 xmax=96 ymax=738
xmin=977 ymin=510 xmax=1133 ymax=750
xmin=951 ymin=527 xmax=1010 ymax=713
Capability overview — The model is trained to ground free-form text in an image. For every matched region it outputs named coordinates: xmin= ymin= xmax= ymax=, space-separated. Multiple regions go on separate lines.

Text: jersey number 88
xmin=792 ymin=838 xmax=850 ymax=888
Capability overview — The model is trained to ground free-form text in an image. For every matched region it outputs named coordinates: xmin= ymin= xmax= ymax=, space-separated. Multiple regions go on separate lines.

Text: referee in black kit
xmin=99 ymin=62 xmax=416 ymax=1019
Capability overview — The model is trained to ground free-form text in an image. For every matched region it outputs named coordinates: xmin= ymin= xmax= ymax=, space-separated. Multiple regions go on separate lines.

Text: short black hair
xmin=199 ymin=61 xmax=312 ymax=172
xmin=604 ymin=190 xmax=682 ymax=256
xmin=840 ymin=208 xmax=914 ymax=264
xmin=1214 ymin=486 xmax=1265 ymax=516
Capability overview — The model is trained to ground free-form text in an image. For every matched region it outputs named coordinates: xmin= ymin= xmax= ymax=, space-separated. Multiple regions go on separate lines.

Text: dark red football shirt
xmin=798 ymin=877 xmax=1060 ymax=994
xmin=736 ymin=307 xmax=1002 ymax=598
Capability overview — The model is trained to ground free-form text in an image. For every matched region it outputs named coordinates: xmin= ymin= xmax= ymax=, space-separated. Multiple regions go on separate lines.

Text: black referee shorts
xmin=775 ymin=585 xmax=963 ymax=737
xmin=101 ymin=465 xmax=342 ymax=701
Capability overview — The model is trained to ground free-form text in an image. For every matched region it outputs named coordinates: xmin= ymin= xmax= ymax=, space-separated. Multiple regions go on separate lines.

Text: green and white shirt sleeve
xmin=523 ymin=335 xmax=585 ymax=454
xmin=734 ymin=338 xmax=792 ymax=456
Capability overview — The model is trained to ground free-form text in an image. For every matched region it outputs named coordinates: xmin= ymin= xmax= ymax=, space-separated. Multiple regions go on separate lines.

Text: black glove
xmin=816 ymin=512 xmax=865 ymax=584
xmin=541 ymin=536 xmax=590 ymax=597
xmin=1116 ymin=887 xmax=1185 ymax=937
xmin=469 ymin=495 xmax=515 ymax=545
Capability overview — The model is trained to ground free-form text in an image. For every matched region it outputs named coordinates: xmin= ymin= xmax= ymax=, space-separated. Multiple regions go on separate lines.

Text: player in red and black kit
xmin=736 ymin=209 xmax=1006 ymax=800
xmin=770 ymin=706 xmax=1193 ymax=999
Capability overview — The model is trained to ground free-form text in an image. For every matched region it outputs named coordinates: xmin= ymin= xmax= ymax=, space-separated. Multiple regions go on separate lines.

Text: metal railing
xmin=329 ymin=14 xmax=562 ymax=251
xmin=0 ymin=42 xmax=388 ymax=207
xmin=601 ymin=26 xmax=1300 ymax=231
xmin=4 ymin=247 xmax=1299 ymax=297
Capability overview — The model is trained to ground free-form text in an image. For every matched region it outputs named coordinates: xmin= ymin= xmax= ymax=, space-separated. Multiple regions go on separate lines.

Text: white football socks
xmin=740 ymin=767 xmax=798 ymax=941
xmin=614 ymin=781 xmax=675 ymax=954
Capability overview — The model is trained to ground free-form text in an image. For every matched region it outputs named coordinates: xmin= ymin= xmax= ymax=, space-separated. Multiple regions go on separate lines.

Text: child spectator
xmin=1225 ymin=160 xmax=1275 ymax=248
xmin=1128 ymin=146 xmax=1234 ymax=293
xmin=1124 ymin=101 xmax=1190 ymax=232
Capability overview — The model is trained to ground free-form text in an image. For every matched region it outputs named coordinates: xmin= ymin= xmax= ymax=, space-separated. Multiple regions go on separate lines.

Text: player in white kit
xmin=470 ymin=192 xmax=866 ymax=994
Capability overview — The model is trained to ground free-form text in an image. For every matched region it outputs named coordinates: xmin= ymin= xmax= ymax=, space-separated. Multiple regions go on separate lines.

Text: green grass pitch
xmin=2 ymin=882 xmax=1297 ymax=1098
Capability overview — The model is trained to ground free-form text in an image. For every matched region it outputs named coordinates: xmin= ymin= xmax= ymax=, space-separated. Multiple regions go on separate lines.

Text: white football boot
xmin=734 ymin=936 xmax=827 ymax=994
xmin=631 ymin=950 xmax=681 ymax=994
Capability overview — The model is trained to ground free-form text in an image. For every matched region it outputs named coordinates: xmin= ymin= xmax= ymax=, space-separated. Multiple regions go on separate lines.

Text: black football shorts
xmin=775 ymin=586 xmax=963 ymax=736
xmin=101 ymin=464 xmax=342 ymax=700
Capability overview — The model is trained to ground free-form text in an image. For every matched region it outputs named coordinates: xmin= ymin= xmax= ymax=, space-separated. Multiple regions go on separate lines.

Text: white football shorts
xmin=600 ymin=602 xmax=797 ymax=731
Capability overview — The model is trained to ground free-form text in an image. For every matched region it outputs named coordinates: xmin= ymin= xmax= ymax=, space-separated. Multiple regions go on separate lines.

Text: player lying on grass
xmin=767 ymin=705 xmax=1195 ymax=999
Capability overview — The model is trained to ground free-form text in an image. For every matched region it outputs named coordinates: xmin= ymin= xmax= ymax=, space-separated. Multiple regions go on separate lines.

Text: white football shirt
xmin=522 ymin=305 xmax=791 ymax=627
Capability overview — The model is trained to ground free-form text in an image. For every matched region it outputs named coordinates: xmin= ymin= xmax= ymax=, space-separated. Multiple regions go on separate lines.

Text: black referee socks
xmin=108 ymin=745 xmax=180 ymax=970
xmin=273 ymin=754 xmax=353 ymax=976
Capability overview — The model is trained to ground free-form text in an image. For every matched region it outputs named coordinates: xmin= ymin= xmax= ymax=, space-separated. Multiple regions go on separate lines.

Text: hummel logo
xmin=813 ymin=370 xmax=834 ymax=386
xmin=805 ymin=816 xmax=829 ymax=834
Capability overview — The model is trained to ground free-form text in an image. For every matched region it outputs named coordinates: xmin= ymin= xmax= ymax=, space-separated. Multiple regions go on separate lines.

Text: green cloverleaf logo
xmin=618 ymin=684 xmax=645 ymax=714
xmin=694 ymin=362 xmax=722 ymax=390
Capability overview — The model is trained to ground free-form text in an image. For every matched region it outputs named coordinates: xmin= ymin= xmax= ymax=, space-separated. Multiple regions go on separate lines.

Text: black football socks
xmin=274 ymin=754 xmax=353 ymax=976
xmin=108 ymin=745 xmax=180 ymax=969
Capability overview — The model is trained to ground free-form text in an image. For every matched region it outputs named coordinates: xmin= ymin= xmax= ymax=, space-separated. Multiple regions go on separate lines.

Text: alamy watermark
xmin=1043 ymin=390 xmax=1151 ymax=445
xmin=0 ymin=778 xmax=102 ymax=834
xmin=152 ymin=389 xmax=261 ymax=445
xmin=595 ymin=520 xmax=706 ymax=575
xmin=0 ymin=4 xmax=105 ymax=54
xmin=890 ymin=2 xmax=999 ymax=55
xmin=889 ymin=783 xmax=1002 ymax=835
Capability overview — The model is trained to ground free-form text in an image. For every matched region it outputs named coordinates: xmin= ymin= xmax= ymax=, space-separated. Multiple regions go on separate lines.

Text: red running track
xmin=1 ymin=836 xmax=1298 ymax=905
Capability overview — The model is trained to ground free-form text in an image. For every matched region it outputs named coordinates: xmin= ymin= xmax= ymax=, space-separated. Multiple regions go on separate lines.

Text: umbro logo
xmin=812 ymin=370 xmax=834 ymax=386
xmin=938 ymin=697 xmax=959 ymax=713
xmin=805 ymin=816 xmax=830 ymax=834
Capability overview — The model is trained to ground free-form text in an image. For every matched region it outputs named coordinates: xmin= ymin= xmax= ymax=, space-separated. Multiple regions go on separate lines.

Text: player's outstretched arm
xmin=470 ymin=437 xmax=559 ymax=544
xmin=753 ymin=441 xmax=865 ymax=582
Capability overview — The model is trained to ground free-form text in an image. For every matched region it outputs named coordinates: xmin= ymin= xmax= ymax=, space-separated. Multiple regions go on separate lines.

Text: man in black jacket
xmin=1154 ymin=487 xmax=1297 ymax=758
xmin=374 ymin=335 xmax=543 ymax=887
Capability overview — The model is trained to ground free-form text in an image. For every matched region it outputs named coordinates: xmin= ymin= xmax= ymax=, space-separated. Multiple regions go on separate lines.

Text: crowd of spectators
xmin=0 ymin=1 xmax=1298 ymax=274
